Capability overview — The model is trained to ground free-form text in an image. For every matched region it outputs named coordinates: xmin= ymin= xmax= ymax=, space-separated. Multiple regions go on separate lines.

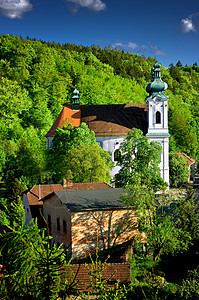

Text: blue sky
xmin=0 ymin=0 xmax=199 ymax=67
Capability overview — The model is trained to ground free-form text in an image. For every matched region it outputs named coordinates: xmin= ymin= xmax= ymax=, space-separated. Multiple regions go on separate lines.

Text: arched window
xmin=156 ymin=111 xmax=161 ymax=124
xmin=114 ymin=149 xmax=121 ymax=161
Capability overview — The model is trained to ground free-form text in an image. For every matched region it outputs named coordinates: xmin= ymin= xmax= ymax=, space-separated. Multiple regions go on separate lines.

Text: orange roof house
xmin=22 ymin=181 xmax=112 ymax=226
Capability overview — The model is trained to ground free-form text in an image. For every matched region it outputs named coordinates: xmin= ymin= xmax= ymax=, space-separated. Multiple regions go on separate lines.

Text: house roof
xmin=180 ymin=152 xmax=196 ymax=166
xmin=26 ymin=182 xmax=112 ymax=206
xmin=42 ymin=188 xmax=127 ymax=212
xmin=46 ymin=104 xmax=148 ymax=137
xmin=46 ymin=106 xmax=81 ymax=137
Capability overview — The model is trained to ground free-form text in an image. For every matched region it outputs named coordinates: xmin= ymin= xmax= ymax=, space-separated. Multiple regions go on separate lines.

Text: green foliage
xmin=169 ymin=152 xmax=190 ymax=186
xmin=63 ymin=143 xmax=113 ymax=183
xmin=181 ymin=266 xmax=199 ymax=299
xmin=124 ymin=184 xmax=192 ymax=269
xmin=177 ymin=187 xmax=199 ymax=240
xmin=47 ymin=123 xmax=112 ymax=183
xmin=122 ymin=183 xmax=196 ymax=299
xmin=0 ymin=201 xmax=74 ymax=300
xmin=115 ymin=128 xmax=166 ymax=192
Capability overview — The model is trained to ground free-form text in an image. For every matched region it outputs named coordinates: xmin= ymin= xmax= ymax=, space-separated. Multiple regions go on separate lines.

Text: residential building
xmin=22 ymin=181 xmax=112 ymax=226
xmin=41 ymin=188 xmax=137 ymax=259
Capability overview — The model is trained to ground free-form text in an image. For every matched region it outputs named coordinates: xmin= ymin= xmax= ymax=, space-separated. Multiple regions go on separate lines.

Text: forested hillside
xmin=0 ymin=34 xmax=198 ymax=187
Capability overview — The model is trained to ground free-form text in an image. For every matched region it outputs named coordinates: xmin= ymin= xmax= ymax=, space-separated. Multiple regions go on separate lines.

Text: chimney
xmin=63 ymin=178 xmax=73 ymax=188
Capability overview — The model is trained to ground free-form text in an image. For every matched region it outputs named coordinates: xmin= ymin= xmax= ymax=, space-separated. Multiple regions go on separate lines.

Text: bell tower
xmin=146 ymin=62 xmax=169 ymax=185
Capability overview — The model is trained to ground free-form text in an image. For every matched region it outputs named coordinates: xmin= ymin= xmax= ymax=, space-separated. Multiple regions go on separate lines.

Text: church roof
xmin=46 ymin=103 xmax=147 ymax=137
xmin=46 ymin=106 xmax=81 ymax=137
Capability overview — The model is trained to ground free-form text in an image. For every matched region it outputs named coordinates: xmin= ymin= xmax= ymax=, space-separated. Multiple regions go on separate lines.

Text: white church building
xmin=46 ymin=62 xmax=169 ymax=185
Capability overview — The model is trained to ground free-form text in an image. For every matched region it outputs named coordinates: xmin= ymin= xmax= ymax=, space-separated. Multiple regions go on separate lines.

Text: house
xmin=180 ymin=151 xmax=196 ymax=182
xmin=41 ymin=188 xmax=137 ymax=259
xmin=46 ymin=62 xmax=170 ymax=185
xmin=22 ymin=181 xmax=112 ymax=226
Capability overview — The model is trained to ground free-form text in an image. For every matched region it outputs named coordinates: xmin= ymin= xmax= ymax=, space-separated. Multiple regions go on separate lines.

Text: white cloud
xmin=181 ymin=17 xmax=196 ymax=33
xmin=149 ymin=43 xmax=166 ymax=56
xmin=0 ymin=0 xmax=33 ymax=19
xmin=65 ymin=0 xmax=106 ymax=12
xmin=112 ymin=41 xmax=146 ymax=51
xmin=111 ymin=41 xmax=166 ymax=57
xmin=126 ymin=42 xmax=139 ymax=49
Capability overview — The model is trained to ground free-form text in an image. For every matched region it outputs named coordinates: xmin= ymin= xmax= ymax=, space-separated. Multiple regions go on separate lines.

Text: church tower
xmin=146 ymin=62 xmax=169 ymax=185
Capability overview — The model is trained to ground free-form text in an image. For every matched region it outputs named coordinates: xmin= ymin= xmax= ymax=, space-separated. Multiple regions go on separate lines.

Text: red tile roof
xmin=27 ymin=182 xmax=112 ymax=206
xmin=46 ymin=104 xmax=148 ymax=137
xmin=46 ymin=106 xmax=81 ymax=137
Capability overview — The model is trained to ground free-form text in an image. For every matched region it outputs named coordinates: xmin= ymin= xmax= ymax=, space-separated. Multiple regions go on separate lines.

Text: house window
xmin=156 ymin=111 xmax=161 ymax=124
xmin=57 ymin=218 xmax=60 ymax=232
xmin=114 ymin=149 xmax=121 ymax=162
xmin=63 ymin=220 xmax=67 ymax=233
xmin=47 ymin=215 xmax=52 ymax=234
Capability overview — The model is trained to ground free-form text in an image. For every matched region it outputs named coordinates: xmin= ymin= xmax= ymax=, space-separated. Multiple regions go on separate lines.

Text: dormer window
xmin=156 ymin=111 xmax=161 ymax=124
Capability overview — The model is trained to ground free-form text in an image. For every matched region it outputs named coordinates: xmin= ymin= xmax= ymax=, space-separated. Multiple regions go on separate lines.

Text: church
xmin=46 ymin=62 xmax=169 ymax=185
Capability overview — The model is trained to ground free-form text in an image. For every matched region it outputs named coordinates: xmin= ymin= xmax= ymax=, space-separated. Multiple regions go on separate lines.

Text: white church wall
xmin=95 ymin=136 xmax=125 ymax=178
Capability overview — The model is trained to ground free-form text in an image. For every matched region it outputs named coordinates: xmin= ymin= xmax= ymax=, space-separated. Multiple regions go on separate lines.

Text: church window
xmin=114 ymin=149 xmax=121 ymax=161
xmin=156 ymin=111 xmax=161 ymax=124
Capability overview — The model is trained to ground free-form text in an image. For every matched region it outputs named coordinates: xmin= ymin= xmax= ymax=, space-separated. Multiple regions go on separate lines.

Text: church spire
xmin=71 ymin=86 xmax=80 ymax=110
xmin=146 ymin=62 xmax=168 ymax=99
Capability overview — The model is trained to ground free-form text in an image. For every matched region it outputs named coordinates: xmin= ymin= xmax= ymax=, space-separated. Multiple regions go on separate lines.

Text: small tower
xmin=146 ymin=62 xmax=169 ymax=185
xmin=71 ymin=86 xmax=80 ymax=111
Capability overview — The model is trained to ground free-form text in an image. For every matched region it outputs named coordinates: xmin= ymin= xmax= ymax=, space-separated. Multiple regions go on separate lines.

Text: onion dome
xmin=146 ymin=62 xmax=168 ymax=99
xmin=71 ymin=86 xmax=80 ymax=110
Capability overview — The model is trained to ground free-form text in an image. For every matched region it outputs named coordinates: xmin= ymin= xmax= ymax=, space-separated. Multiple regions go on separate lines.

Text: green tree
xmin=181 ymin=266 xmax=199 ymax=299
xmin=63 ymin=143 xmax=113 ymax=183
xmin=169 ymin=152 xmax=190 ymax=187
xmin=0 ymin=201 xmax=75 ymax=300
xmin=122 ymin=182 xmax=193 ymax=299
xmin=114 ymin=128 xmax=166 ymax=192
xmin=47 ymin=123 xmax=112 ymax=183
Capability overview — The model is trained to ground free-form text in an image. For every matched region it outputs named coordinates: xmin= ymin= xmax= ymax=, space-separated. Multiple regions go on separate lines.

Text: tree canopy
xmin=46 ymin=123 xmax=113 ymax=183
xmin=169 ymin=152 xmax=190 ymax=187
xmin=114 ymin=128 xmax=166 ymax=192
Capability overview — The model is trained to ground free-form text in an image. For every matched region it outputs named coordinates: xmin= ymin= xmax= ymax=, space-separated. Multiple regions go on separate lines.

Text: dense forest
xmin=0 ymin=34 xmax=199 ymax=187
